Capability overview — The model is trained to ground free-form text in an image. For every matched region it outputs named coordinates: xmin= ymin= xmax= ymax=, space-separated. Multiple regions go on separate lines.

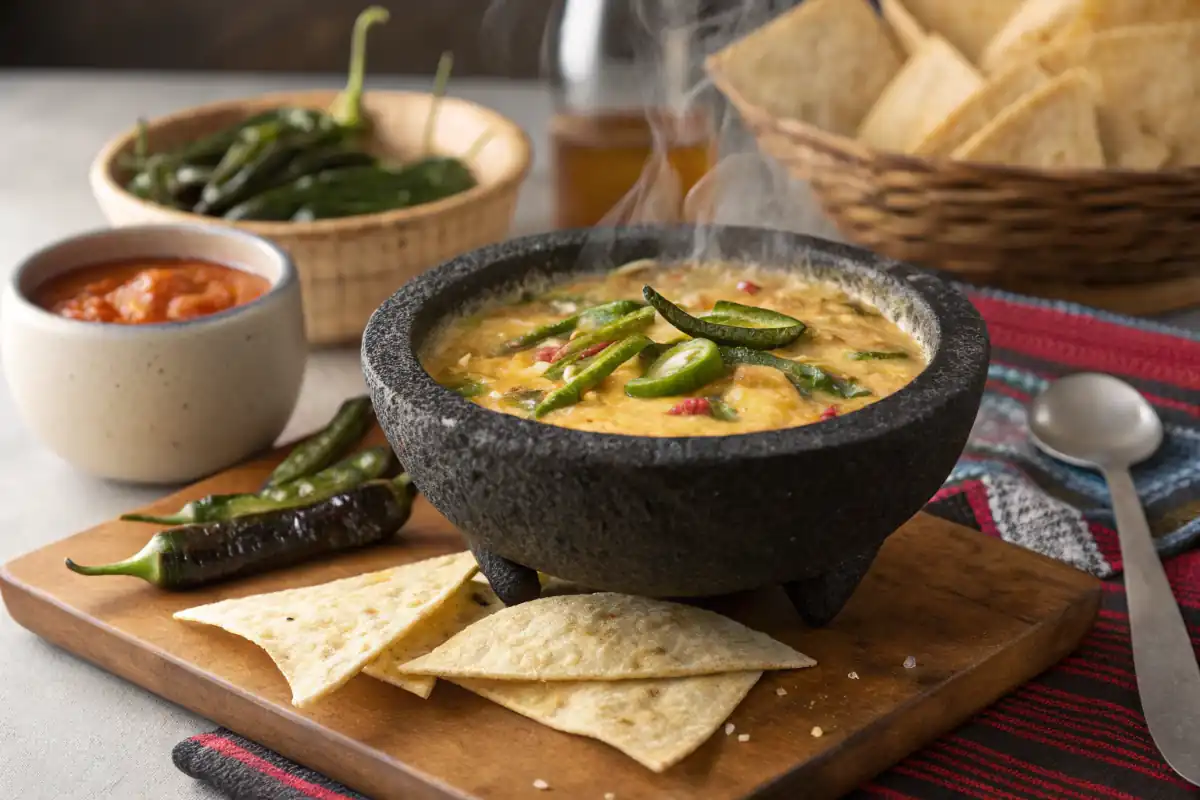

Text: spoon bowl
xmin=1029 ymin=372 xmax=1163 ymax=469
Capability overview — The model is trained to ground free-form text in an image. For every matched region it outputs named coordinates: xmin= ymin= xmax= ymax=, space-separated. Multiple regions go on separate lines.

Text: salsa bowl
xmin=362 ymin=225 xmax=989 ymax=624
xmin=2 ymin=224 xmax=306 ymax=485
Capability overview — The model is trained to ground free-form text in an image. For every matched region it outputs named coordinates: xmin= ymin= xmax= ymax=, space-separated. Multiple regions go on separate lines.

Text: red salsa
xmin=35 ymin=258 xmax=270 ymax=324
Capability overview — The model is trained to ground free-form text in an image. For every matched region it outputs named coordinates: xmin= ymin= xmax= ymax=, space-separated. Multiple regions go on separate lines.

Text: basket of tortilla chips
xmin=706 ymin=0 xmax=1200 ymax=289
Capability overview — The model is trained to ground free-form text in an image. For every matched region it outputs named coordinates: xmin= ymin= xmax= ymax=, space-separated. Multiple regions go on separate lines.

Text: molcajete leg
xmin=471 ymin=545 xmax=542 ymax=606
xmin=783 ymin=547 xmax=880 ymax=627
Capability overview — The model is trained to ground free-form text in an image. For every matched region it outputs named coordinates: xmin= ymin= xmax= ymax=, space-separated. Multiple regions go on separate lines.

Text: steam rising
xmin=484 ymin=0 xmax=846 ymax=262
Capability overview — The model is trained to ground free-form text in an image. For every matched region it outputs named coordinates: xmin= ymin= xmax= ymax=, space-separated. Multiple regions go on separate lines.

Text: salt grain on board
xmin=811 ymin=726 xmax=824 ymax=738
xmin=724 ymin=723 xmax=735 ymax=736
xmin=604 ymin=794 xmax=616 ymax=800
xmin=533 ymin=779 xmax=549 ymax=791
xmin=775 ymin=687 xmax=788 ymax=697
xmin=904 ymin=656 xmax=917 ymax=669
xmin=848 ymin=671 xmax=859 ymax=680
xmin=737 ymin=733 xmax=751 ymax=742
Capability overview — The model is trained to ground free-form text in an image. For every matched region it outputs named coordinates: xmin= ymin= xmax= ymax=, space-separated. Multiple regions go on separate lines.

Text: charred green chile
xmin=494 ymin=300 xmax=644 ymax=355
xmin=535 ymin=334 xmax=652 ymax=418
xmin=263 ymin=395 xmax=375 ymax=488
xmin=847 ymin=350 xmax=910 ymax=360
xmin=719 ymin=346 xmax=872 ymax=399
xmin=624 ymin=338 xmax=725 ymax=398
xmin=707 ymin=397 xmax=739 ymax=422
xmin=64 ymin=475 xmax=416 ymax=590
xmin=643 ymin=287 xmax=806 ymax=349
xmin=120 ymin=446 xmax=396 ymax=526
xmin=544 ymin=307 xmax=656 ymax=380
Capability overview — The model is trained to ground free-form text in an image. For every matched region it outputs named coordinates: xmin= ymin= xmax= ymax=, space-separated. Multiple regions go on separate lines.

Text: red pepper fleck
xmin=820 ymin=406 xmax=839 ymax=421
xmin=737 ymin=280 xmax=761 ymax=295
xmin=535 ymin=345 xmax=564 ymax=363
xmin=668 ymin=397 xmax=712 ymax=416
xmin=578 ymin=341 xmax=614 ymax=359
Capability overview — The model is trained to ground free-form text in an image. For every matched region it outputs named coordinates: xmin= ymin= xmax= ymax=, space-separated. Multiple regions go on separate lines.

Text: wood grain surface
xmin=0 ymin=428 xmax=1101 ymax=800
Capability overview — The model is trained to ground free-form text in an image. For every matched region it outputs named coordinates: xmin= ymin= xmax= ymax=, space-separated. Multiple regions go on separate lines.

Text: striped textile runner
xmin=173 ymin=286 xmax=1200 ymax=800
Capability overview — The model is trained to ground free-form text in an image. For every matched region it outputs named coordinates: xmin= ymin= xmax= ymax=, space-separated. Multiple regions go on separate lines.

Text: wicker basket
xmin=709 ymin=70 xmax=1200 ymax=291
xmin=90 ymin=91 xmax=532 ymax=345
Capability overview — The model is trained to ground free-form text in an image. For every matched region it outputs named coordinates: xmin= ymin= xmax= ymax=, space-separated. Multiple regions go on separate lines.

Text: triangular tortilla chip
xmin=890 ymin=0 xmax=1025 ymax=62
xmin=454 ymin=671 xmax=763 ymax=773
xmin=951 ymin=67 xmax=1104 ymax=167
xmin=705 ymin=0 xmax=904 ymax=136
xmin=174 ymin=552 xmax=478 ymax=707
xmin=980 ymin=0 xmax=1082 ymax=73
xmin=857 ymin=35 xmax=984 ymax=153
xmin=396 ymin=592 xmax=815 ymax=681
xmin=1077 ymin=0 xmax=1200 ymax=32
xmin=914 ymin=61 xmax=1050 ymax=156
xmin=880 ymin=0 xmax=927 ymax=55
xmin=363 ymin=580 xmax=503 ymax=698
xmin=1035 ymin=22 xmax=1200 ymax=165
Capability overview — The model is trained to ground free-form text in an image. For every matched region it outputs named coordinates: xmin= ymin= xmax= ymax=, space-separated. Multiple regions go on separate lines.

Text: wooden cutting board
xmin=0 ymin=428 xmax=1100 ymax=800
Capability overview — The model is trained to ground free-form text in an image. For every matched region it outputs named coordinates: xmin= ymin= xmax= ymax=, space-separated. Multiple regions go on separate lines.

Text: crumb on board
xmin=724 ymin=723 xmax=735 ymax=736
xmin=533 ymin=779 xmax=549 ymax=791
xmin=811 ymin=726 xmax=824 ymax=738
xmin=775 ymin=687 xmax=788 ymax=697
xmin=848 ymin=671 xmax=859 ymax=680
xmin=904 ymin=656 xmax=917 ymax=669
xmin=737 ymin=733 xmax=751 ymax=743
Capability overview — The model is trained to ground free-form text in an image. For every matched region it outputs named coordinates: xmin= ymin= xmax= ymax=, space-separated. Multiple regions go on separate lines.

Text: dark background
xmin=0 ymin=0 xmax=557 ymax=77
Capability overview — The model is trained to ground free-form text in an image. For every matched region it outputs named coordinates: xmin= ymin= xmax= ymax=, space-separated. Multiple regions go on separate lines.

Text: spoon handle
xmin=1105 ymin=466 xmax=1200 ymax=785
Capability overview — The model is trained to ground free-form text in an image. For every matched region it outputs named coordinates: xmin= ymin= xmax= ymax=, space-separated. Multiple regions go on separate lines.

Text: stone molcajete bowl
xmin=362 ymin=225 xmax=989 ymax=626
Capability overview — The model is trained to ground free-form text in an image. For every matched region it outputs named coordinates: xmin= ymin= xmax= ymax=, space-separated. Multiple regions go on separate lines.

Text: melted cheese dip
xmin=422 ymin=262 xmax=926 ymax=436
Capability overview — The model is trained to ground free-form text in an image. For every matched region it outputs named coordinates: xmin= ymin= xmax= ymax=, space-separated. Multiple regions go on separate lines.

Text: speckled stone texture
xmin=363 ymin=225 xmax=990 ymax=621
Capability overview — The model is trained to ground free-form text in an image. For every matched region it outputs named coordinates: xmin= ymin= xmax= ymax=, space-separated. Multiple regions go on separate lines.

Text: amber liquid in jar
xmin=551 ymin=109 xmax=717 ymax=229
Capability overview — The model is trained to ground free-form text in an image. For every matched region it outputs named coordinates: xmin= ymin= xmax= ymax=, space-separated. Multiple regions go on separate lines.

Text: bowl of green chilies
xmin=89 ymin=7 xmax=533 ymax=345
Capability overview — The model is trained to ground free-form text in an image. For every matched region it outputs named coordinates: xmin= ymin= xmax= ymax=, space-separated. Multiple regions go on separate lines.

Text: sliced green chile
xmin=494 ymin=299 xmax=643 ymax=355
xmin=534 ymin=334 xmax=652 ymax=418
xmin=718 ymin=346 xmax=872 ymax=400
xmin=543 ymin=307 xmax=656 ymax=379
xmin=710 ymin=299 xmax=805 ymax=328
xmin=624 ymin=338 xmax=726 ymax=398
xmin=643 ymin=287 xmax=806 ymax=350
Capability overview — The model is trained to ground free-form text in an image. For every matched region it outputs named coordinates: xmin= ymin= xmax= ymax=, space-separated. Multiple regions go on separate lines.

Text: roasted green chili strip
xmin=263 ymin=395 xmax=376 ymax=488
xmin=625 ymin=338 xmax=726 ymax=398
xmin=499 ymin=388 xmax=546 ymax=415
xmin=643 ymin=286 xmax=806 ymax=349
xmin=710 ymin=299 xmax=806 ymax=329
xmin=494 ymin=300 xmax=644 ymax=355
xmin=121 ymin=446 xmax=395 ymax=525
xmin=544 ymin=306 xmax=656 ymax=379
xmin=847 ymin=350 xmax=910 ymax=360
xmin=66 ymin=475 xmax=416 ymax=590
xmin=707 ymin=397 xmax=739 ymax=422
xmin=719 ymin=346 xmax=872 ymax=399
xmin=535 ymin=334 xmax=652 ymax=418
xmin=447 ymin=376 xmax=488 ymax=398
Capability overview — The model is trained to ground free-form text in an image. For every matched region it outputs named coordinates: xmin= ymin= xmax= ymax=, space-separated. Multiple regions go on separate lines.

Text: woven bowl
xmin=90 ymin=91 xmax=533 ymax=344
xmin=709 ymin=69 xmax=1200 ymax=295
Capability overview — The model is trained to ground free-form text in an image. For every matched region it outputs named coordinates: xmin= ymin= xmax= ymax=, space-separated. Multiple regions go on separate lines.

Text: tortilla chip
xmin=455 ymin=671 xmax=762 ymax=773
xmin=363 ymin=581 xmax=503 ymax=698
xmin=980 ymin=0 xmax=1082 ymax=73
xmin=396 ymin=592 xmax=814 ymax=681
xmin=1077 ymin=0 xmax=1200 ymax=32
xmin=705 ymin=0 xmax=904 ymax=136
xmin=880 ymin=0 xmax=927 ymax=55
xmin=1036 ymin=22 xmax=1200 ymax=165
xmin=951 ymin=67 xmax=1105 ymax=168
xmin=857 ymin=35 xmax=984 ymax=153
xmin=890 ymin=0 xmax=1025 ymax=62
xmin=914 ymin=61 xmax=1049 ymax=156
xmin=174 ymin=552 xmax=479 ymax=707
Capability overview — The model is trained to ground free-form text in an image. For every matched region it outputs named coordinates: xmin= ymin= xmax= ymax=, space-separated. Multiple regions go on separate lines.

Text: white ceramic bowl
xmin=1 ymin=224 xmax=307 ymax=484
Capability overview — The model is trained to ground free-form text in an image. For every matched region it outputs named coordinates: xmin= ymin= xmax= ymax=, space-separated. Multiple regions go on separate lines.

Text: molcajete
xmin=362 ymin=225 xmax=989 ymax=625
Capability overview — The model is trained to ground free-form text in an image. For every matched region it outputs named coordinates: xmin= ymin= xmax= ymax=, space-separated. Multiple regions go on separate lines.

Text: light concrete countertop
xmin=0 ymin=70 xmax=1197 ymax=800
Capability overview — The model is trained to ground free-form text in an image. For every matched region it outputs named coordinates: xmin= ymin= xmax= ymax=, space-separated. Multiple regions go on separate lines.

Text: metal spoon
xmin=1029 ymin=372 xmax=1200 ymax=785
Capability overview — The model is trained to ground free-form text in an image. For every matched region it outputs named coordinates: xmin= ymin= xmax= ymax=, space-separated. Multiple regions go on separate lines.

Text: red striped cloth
xmin=173 ymin=286 xmax=1200 ymax=799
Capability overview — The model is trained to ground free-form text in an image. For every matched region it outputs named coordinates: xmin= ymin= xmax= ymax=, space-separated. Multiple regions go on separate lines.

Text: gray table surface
xmin=0 ymin=70 xmax=1197 ymax=800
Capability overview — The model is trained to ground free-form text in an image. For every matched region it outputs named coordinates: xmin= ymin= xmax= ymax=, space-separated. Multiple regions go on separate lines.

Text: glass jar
xmin=542 ymin=0 xmax=719 ymax=229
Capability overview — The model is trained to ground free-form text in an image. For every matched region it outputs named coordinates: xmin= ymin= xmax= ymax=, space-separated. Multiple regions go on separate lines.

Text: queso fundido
xmin=423 ymin=261 xmax=926 ymax=436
